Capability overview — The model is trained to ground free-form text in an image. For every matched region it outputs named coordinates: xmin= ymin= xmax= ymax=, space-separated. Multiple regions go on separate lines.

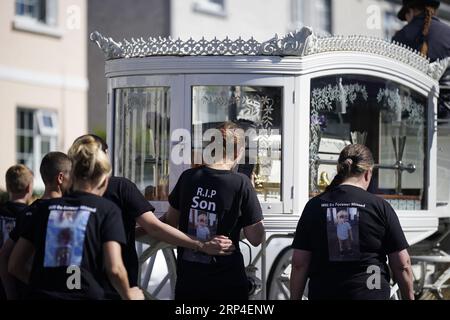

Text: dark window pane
xmin=26 ymin=136 xmax=33 ymax=154
xmin=28 ymin=111 xmax=34 ymax=130
xmin=38 ymin=0 xmax=46 ymax=22
xmin=18 ymin=110 xmax=25 ymax=129
xmin=17 ymin=135 xmax=25 ymax=153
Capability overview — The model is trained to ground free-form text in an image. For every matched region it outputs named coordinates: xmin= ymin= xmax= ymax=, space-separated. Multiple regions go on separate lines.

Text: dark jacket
xmin=393 ymin=14 xmax=450 ymax=62
xmin=393 ymin=14 xmax=450 ymax=86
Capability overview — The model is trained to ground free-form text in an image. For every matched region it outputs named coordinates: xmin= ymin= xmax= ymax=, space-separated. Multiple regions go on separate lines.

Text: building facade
xmin=87 ymin=0 xmax=170 ymax=135
xmin=170 ymin=0 xmax=450 ymax=40
xmin=0 ymin=0 xmax=88 ymax=190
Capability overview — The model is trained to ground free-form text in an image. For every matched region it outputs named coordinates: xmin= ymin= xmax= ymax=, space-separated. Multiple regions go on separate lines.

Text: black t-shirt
xmin=7 ymin=199 xmax=50 ymax=299
xmin=102 ymin=176 xmax=155 ymax=287
xmin=0 ymin=201 xmax=28 ymax=299
xmin=9 ymin=199 xmax=49 ymax=243
xmin=21 ymin=191 xmax=126 ymax=300
xmin=0 ymin=201 xmax=28 ymax=247
xmin=292 ymin=184 xmax=409 ymax=300
xmin=169 ymin=166 xmax=263 ymax=299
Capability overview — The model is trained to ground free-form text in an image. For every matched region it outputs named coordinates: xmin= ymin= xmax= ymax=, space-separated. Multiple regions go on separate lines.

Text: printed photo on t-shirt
xmin=182 ymin=209 xmax=218 ymax=264
xmin=44 ymin=209 xmax=91 ymax=267
xmin=326 ymin=207 xmax=360 ymax=261
xmin=0 ymin=216 xmax=16 ymax=247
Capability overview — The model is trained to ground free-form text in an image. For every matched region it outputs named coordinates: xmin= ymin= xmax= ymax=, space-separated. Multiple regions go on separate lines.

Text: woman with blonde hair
xmin=290 ymin=144 xmax=414 ymax=300
xmin=72 ymin=134 xmax=235 ymax=299
xmin=9 ymin=136 xmax=143 ymax=300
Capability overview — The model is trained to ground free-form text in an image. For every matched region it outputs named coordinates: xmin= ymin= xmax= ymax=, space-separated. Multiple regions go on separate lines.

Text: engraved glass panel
xmin=309 ymin=75 xmax=427 ymax=210
xmin=115 ymin=87 xmax=170 ymax=201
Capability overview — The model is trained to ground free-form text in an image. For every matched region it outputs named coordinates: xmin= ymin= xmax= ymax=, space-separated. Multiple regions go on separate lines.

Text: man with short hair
xmin=0 ymin=164 xmax=34 ymax=299
xmin=0 ymin=153 xmax=72 ymax=299
xmin=0 ymin=165 xmax=34 ymax=248
xmin=38 ymin=152 xmax=72 ymax=200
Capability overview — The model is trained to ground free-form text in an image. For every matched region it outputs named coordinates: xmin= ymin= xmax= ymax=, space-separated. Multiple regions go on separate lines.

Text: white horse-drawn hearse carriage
xmin=91 ymin=27 xmax=450 ymax=300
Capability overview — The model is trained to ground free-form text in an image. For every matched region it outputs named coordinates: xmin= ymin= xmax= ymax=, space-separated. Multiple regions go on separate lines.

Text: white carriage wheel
xmin=137 ymin=237 xmax=177 ymax=300
xmin=410 ymin=255 xmax=450 ymax=300
xmin=267 ymin=246 xmax=294 ymax=300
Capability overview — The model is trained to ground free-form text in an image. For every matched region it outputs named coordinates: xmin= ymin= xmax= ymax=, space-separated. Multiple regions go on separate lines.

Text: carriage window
xmin=192 ymin=86 xmax=282 ymax=203
xmin=309 ymin=75 xmax=427 ymax=210
xmin=115 ymin=87 xmax=170 ymax=201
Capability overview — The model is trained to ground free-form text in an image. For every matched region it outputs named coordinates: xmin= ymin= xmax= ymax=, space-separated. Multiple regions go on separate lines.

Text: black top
xmin=392 ymin=14 xmax=450 ymax=62
xmin=22 ymin=192 xmax=126 ymax=300
xmin=9 ymin=199 xmax=49 ymax=243
xmin=0 ymin=201 xmax=28 ymax=247
xmin=169 ymin=166 xmax=263 ymax=298
xmin=0 ymin=201 xmax=28 ymax=299
xmin=102 ymin=176 xmax=155 ymax=287
xmin=292 ymin=184 xmax=409 ymax=300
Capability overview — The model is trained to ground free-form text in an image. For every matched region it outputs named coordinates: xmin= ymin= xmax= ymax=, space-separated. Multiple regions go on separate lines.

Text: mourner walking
xmin=165 ymin=121 xmax=265 ymax=300
xmin=290 ymin=144 xmax=415 ymax=300
xmin=8 ymin=136 xmax=144 ymax=300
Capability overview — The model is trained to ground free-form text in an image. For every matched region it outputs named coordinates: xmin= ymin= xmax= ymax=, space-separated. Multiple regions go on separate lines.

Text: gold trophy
xmin=318 ymin=171 xmax=331 ymax=192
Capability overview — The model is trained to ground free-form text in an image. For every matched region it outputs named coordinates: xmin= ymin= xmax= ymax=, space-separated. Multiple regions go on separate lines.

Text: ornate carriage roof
xmin=90 ymin=27 xmax=449 ymax=81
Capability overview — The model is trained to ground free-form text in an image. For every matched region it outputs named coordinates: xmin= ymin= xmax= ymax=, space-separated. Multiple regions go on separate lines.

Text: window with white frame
xmin=193 ymin=0 xmax=226 ymax=17
xmin=17 ymin=108 xmax=58 ymax=191
xmin=15 ymin=0 xmax=58 ymax=26
xmin=291 ymin=0 xmax=332 ymax=35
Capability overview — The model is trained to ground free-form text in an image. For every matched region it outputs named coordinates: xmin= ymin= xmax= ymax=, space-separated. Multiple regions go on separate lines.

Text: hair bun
xmin=326 ymin=144 xmax=374 ymax=192
xmin=68 ymin=135 xmax=111 ymax=184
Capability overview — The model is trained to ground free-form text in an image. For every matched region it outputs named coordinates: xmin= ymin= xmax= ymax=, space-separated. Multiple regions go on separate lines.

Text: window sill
xmin=193 ymin=1 xmax=227 ymax=18
xmin=13 ymin=16 xmax=63 ymax=38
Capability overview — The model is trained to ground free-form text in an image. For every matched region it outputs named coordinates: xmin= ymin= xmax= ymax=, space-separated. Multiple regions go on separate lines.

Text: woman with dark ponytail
xmin=290 ymin=144 xmax=414 ymax=300
xmin=325 ymin=145 xmax=374 ymax=192
xmin=393 ymin=0 xmax=450 ymax=62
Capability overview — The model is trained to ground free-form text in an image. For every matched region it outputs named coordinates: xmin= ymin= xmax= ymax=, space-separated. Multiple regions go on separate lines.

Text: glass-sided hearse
xmin=91 ymin=27 xmax=450 ymax=299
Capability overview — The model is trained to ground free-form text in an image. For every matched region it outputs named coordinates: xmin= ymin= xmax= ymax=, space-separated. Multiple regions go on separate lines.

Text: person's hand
xmin=135 ymin=226 xmax=146 ymax=239
xmin=200 ymin=235 xmax=235 ymax=256
xmin=127 ymin=286 xmax=145 ymax=300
